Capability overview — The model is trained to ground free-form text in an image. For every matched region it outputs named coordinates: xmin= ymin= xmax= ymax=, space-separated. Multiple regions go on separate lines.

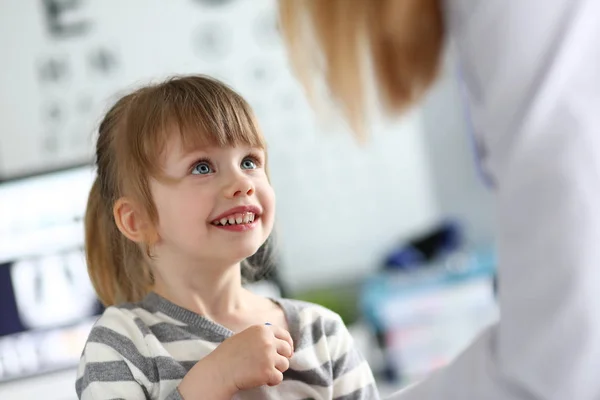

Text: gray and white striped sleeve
xmin=75 ymin=308 xmax=183 ymax=400
xmin=328 ymin=314 xmax=380 ymax=400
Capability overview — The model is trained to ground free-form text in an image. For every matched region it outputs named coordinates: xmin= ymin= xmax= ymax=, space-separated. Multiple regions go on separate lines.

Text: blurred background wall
xmin=0 ymin=0 xmax=496 ymax=398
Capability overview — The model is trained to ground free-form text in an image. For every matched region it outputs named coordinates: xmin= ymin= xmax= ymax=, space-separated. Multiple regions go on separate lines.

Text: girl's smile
xmin=210 ymin=204 xmax=262 ymax=232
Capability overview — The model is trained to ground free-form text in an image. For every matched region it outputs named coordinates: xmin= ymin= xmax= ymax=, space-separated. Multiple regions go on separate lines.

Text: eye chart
xmin=0 ymin=0 xmax=438 ymax=292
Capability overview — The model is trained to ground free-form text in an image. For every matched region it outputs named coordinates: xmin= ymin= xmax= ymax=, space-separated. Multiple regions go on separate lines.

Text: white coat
xmin=388 ymin=0 xmax=600 ymax=398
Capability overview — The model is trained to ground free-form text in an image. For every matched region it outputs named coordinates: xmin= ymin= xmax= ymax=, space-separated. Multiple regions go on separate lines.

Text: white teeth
xmin=214 ymin=212 xmax=258 ymax=226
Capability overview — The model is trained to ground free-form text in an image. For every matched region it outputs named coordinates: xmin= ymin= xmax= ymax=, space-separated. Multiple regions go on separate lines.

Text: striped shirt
xmin=76 ymin=292 xmax=379 ymax=399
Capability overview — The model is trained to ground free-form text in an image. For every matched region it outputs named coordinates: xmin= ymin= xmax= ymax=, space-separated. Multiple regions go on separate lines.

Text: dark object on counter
xmin=384 ymin=220 xmax=463 ymax=270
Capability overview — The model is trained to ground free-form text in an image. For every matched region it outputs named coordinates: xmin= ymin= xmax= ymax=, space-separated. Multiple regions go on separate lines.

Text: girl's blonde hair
xmin=278 ymin=0 xmax=445 ymax=137
xmin=86 ymin=75 xmax=266 ymax=306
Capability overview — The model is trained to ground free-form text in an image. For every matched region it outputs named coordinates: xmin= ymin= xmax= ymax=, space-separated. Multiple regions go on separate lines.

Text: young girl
xmin=76 ymin=75 xmax=379 ymax=400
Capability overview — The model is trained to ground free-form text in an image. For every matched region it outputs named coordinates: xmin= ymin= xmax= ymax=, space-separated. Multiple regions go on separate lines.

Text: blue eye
xmin=192 ymin=162 xmax=213 ymax=175
xmin=241 ymin=158 xmax=257 ymax=170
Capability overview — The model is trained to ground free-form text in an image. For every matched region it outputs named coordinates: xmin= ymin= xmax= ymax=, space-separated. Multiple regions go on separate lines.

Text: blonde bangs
xmin=120 ymin=75 xmax=264 ymax=178
xmin=168 ymin=79 xmax=265 ymax=154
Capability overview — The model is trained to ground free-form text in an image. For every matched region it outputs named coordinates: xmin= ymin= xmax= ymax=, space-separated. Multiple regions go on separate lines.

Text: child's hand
xmin=178 ymin=324 xmax=294 ymax=399
xmin=217 ymin=324 xmax=294 ymax=391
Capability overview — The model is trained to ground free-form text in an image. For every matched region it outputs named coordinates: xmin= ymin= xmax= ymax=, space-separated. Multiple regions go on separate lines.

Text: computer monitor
xmin=0 ymin=166 xmax=102 ymax=382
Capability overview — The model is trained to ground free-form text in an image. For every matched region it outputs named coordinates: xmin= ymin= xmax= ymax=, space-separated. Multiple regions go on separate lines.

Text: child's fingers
xmin=266 ymin=367 xmax=284 ymax=387
xmin=274 ymin=354 xmax=290 ymax=374
xmin=275 ymin=337 xmax=294 ymax=358
xmin=267 ymin=325 xmax=294 ymax=354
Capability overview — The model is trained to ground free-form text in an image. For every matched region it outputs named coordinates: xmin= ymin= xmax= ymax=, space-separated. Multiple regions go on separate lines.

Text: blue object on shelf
xmin=384 ymin=247 xmax=424 ymax=270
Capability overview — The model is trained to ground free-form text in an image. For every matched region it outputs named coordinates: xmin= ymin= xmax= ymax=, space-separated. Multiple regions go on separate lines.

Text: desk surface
xmin=0 ymin=368 xmax=77 ymax=400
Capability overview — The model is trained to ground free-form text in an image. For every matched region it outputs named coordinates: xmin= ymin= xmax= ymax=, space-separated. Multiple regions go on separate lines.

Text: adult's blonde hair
xmin=85 ymin=75 xmax=266 ymax=306
xmin=278 ymin=0 xmax=445 ymax=137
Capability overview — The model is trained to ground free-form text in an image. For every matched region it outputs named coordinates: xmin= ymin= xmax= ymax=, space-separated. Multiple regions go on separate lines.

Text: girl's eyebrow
xmin=177 ymin=149 xmax=211 ymax=167
xmin=245 ymin=146 xmax=266 ymax=156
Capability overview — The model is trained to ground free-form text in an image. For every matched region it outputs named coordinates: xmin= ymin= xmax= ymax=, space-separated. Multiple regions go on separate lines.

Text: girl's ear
xmin=113 ymin=197 xmax=154 ymax=244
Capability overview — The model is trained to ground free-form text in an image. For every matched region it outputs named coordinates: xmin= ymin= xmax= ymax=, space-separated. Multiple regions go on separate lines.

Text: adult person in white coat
xmin=278 ymin=0 xmax=600 ymax=399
